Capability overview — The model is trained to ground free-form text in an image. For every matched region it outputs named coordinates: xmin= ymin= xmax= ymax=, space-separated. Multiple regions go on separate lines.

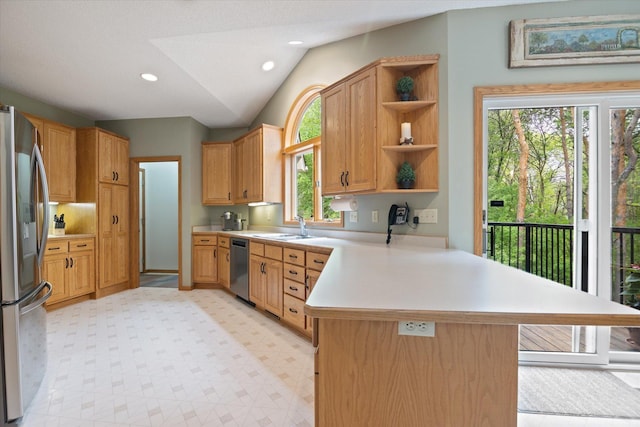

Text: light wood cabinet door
xmin=202 ymin=143 xmax=232 ymax=205
xmin=24 ymin=114 xmax=76 ymax=203
xmin=233 ymin=137 xmax=246 ymax=202
xmin=114 ymin=135 xmax=129 ymax=186
xmin=98 ymin=132 xmax=129 ymax=185
xmin=42 ymin=253 xmax=68 ymax=304
xmin=243 ymin=129 xmax=263 ymax=203
xmin=263 ymin=258 xmax=283 ymax=317
xmin=44 ymin=121 xmax=76 ymax=202
xmin=68 ymin=250 xmax=95 ymax=297
xmin=305 ymin=269 xmax=322 ymax=334
xmin=98 ymin=184 xmax=115 ymax=288
xmin=98 ymin=184 xmax=129 ymax=289
xmin=345 ymin=68 xmax=376 ymax=193
xmin=321 ymin=83 xmax=347 ymax=194
xmin=249 ymin=255 xmax=265 ymax=308
xmin=193 ymin=245 xmax=218 ymax=283
xmin=218 ymin=247 xmax=230 ymax=288
xmin=113 ymin=185 xmax=129 ymax=284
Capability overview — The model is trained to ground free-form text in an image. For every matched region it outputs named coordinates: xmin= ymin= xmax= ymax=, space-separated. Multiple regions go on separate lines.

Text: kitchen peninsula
xmin=303 ymin=243 xmax=640 ymax=426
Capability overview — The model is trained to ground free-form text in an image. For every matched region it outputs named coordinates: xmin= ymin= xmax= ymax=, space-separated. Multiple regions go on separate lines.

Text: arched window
xmin=283 ymin=86 xmax=342 ymax=226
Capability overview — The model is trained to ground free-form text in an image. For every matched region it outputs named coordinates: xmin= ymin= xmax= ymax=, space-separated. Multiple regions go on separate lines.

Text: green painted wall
xmin=0 ymin=85 xmax=94 ymax=127
xmin=250 ymin=0 xmax=640 ymax=251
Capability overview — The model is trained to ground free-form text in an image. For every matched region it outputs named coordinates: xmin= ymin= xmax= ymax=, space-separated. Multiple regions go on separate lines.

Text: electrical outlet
xmin=372 ymin=210 xmax=379 ymax=223
xmin=398 ymin=321 xmax=435 ymax=337
xmin=418 ymin=208 xmax=437 ymax=224
xmin=349 ymin=211 xmax=358 ymax=223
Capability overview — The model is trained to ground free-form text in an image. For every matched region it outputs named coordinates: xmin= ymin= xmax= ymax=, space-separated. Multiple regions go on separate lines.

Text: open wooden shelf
xmin=381 ymin=144 xmax=437 ymax=152
xmin=382 ymin=100 xmax=436 ymax=113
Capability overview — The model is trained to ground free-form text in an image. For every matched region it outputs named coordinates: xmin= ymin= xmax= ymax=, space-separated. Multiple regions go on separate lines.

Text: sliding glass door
xmin=483 ymin=93 xmax=640 ymax=365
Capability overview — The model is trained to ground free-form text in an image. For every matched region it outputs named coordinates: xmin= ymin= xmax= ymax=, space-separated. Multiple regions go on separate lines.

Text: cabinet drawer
xmin=306 ymin=251 xmax=330 ymax=271
xmin=264 ymin=245 xmax=282 ymax=261
xmin=218 ymin=236 xmax=230 ymax=248
xmin=193 ymin=235 xmax=217 ymax=246
xmin=45 ymin=240 xmax=68 ymax=254
xmin=284 ymin=278 xmax=305 ymax=300
xmin=283 ymin=294 xmax=305 ymax=330
xmin=250 ymin=242 xmax=264 ymax=256
xmin=283 ymin=264 xmax=305 ymax=283
xmin=283 ymin=247 xmax=305 ymax=266
xmin=69 ymin=239 xmax=94 ymax=252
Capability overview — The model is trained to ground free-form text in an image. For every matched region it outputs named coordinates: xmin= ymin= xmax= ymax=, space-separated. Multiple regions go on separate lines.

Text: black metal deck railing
xmin=487 ymin=222 xmax=640 ymax=302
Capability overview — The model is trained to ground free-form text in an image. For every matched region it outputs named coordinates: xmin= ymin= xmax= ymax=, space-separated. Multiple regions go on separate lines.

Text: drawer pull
xmin=289 ymin=254 xmax=298 ymax=259
xmin=289 ymin=307 xmax=298 ymax=314
xmin=76 ymin=244 xmax=87 ymax=247
xmin=314 ymin=259 xmax=325 ymax=265
xmin=201 ymin=239 xmax=210 ymax=242
xmin=48 ymin=246 xmax=61 ymax=251
xmin=289 ymin=286 xmax=298 ymax=291
xmin=288 ymin=270 xmax=298 ymax=275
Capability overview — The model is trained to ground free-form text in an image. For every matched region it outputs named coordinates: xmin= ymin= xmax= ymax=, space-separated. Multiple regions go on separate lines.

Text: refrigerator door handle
xmin=32 ymin=142 xmax=50 ymax=267
xmin=2 ymin=279 xmax=50 ymax=308
xmin=19 ymin=281 xmax=52 ymax=315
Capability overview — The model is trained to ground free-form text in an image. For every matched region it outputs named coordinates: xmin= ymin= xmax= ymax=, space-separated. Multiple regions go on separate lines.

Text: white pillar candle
xmin=401 ymin=122 xmax=412 ymax=139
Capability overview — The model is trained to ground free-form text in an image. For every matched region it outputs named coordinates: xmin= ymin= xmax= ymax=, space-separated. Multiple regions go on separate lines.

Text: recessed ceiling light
xmin=261 ymin=61 xmax=275 ymax=71
xmin=288 ymin=40 xmax=303 ymax=45
xmin=140 ymin=73 xmax=158 ymax=82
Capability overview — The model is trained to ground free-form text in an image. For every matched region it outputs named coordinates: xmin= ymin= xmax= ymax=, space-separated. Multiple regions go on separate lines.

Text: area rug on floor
xmin=518 ymin=367 xmax=640 ymax=419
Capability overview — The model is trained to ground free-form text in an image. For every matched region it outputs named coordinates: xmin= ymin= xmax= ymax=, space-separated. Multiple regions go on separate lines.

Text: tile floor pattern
xmin=18 ymin=287 xmax=640 ymax=427
xmin=21 ymin=288 xmax=314 ymax=426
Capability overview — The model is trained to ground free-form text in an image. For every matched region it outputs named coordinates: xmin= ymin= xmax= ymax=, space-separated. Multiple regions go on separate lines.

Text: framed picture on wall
xmin=509 ymin=14 xmax=640 ymax=68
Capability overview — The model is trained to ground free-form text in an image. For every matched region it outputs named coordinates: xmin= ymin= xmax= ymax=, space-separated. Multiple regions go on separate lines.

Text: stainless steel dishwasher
xmin=230 ymin=238 xmax=250 ymax=303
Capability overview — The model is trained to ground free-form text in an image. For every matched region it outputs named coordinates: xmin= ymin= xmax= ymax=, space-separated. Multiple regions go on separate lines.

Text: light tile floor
xmin=18 ymin=288 xmax=640 ymax=426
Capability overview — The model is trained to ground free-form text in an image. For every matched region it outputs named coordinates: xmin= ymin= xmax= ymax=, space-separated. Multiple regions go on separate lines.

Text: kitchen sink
xmin=251 ymin=233 xmax=317 ymax=241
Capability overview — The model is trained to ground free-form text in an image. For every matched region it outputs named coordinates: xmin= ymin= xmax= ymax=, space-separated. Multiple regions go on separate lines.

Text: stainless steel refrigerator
xmin=0 ymin=105 xmax=52 ymax=425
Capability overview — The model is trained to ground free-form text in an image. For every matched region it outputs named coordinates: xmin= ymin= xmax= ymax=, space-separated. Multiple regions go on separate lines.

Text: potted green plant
xmin=396 ymin=76 xmax=414 ymax=101
xmin=396 ymin=161 xmax=416 ymax=189
xmin=621 ymin=264 xmax=640 ymax=349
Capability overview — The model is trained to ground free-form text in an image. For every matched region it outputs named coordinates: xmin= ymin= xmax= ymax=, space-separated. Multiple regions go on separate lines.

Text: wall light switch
xmin=418 ymin=209 xmax=437 ymax=224
xmin=349 ymin=211 xmax=358 ymax=223
xmin=372 ymin=210 xmax=379 ymax=223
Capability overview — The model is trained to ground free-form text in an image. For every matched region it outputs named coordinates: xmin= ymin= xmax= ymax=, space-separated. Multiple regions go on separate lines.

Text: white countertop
xmin=190 ymin=227 xmax=640 ymax=326
xmin=304 ymin=243 xmax=640 ymax=327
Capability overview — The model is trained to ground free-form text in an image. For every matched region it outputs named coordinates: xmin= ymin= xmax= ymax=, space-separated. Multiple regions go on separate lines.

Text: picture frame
xmin=509 ymin=14 xmax=640 ymax=68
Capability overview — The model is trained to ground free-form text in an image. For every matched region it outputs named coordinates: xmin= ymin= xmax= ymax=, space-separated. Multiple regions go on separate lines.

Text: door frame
xmin=473 ymin=81 xmax=640 ymax=256
xmin=139 ymin=167 xmax=146 ymax=273
xmin=473 ymin=81 xmax=640 ymax=365
xmin=129 ymin=156 xmax=182 ymax=289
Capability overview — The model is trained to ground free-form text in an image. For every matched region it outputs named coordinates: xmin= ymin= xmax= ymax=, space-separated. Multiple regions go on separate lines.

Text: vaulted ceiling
xmin=0 ymin=0 xmax=558 ymax=127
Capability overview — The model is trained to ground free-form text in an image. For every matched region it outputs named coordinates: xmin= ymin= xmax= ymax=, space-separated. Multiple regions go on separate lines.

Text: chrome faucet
xmin=295 ymin=215 xmax=308 ymax=237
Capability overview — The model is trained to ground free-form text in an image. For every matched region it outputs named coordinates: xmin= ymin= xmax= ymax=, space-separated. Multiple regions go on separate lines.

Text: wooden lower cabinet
xmin=218 ymin=247 xmax=230 ymax=288
xmin=192 ymin=234 xmax=218 ymax=285
xmin=98 ymin=183 xmax=129 ymax=293
xmin=42 ymin=237 xmax=95 ymax=307
xmin=314 ymin=319 xmax=518 ymax=426
xmin=250 ymin=255 xmax=283 ymax=316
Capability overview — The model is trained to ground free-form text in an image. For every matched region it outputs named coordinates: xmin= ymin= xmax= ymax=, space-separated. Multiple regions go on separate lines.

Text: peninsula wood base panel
xmin=315 ymin=319 xmax=518 ymax=427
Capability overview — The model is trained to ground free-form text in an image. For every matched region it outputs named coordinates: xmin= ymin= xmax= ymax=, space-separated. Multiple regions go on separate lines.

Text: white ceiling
xmin=0 ymin=0 xmax=556 ymax=128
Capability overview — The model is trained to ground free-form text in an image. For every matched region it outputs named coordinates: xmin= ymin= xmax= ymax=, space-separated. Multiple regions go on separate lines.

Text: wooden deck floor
xmin=520 ymin=325 xmax=639 ymax=353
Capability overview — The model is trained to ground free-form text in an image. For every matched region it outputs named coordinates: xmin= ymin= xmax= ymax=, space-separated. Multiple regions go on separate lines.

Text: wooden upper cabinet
xmin=98 ymin=132 xmax=129 ymax=185
xmin=321 ymin=84 xmax=346 ymax=195
xmin=232 ymin=124 xmax=282 ymax=204
xmin=24 ymin=113 xmax=76 ymax=202
xmin=321 ymin=55 xmax=440 ymax=195
xmin=202 ymin=142 xmax=232 ymax=205
xmin=345 ymin=68 xmax=376 ymax=193
xmin=321 ymin=68 xmax=376 ymax=195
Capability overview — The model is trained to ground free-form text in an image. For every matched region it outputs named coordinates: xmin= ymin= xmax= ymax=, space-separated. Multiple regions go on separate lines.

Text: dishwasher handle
xmin=231 ymin=238 xmax=248 ymax=248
